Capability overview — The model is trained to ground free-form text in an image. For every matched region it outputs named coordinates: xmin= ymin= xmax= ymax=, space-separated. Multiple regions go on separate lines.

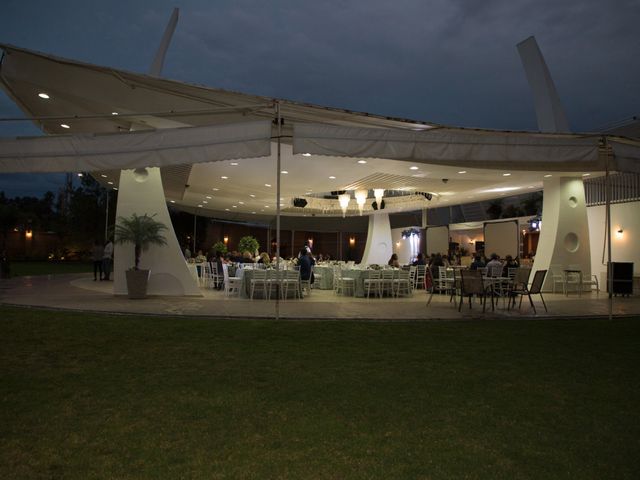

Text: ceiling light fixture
xmin=329 ymin=176 xmax=336 ymax=179
xmin=503 ymin=173 xmax=511 ymax=176
xmin=265 ymin=183 xmax=271 ymax=187
xmin=302 ymin=153 xmax=311 ymax=157
xmin=221 ymin=176 xmax=228 ymax=179
xmin=38 ymin=93 xmax=50 ymax=99
xmin=281 ymin=170 xmax=288 ymax=174
xmin=249 ymin=194 xmax=256 ymax=198
xmin=410 ymin=166 xmax=419 ymax=170
xmin=374 ymin=188 xmax=384 ymax=207
xmin=357 ymin=160 xmax=367 ymax=164
xmin=355 ymin=189 xmax=368 ymax=216
xmin=60 ymin=124 xmax=70 ymax=129
xmin=544 ymin=174 xmax=552 ymax=178
xmin=338 ymin=193 xmax=351 ymax=218
xmin=230 ymin=162 xmax=238 ymax=166
xmin=582 ymin=173 xmax=591 ymax=177
xmin=111 ymin=112 xmax=118 ymax=115
xmin=458 ymin=171 xmax=467 ymax=174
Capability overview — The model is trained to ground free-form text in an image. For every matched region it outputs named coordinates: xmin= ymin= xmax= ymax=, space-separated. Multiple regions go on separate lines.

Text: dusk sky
xmin=1 ymin=0 xmax=638 ymax=197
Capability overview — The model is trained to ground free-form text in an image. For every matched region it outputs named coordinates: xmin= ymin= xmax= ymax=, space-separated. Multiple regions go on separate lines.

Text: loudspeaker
xmin=293 ymin=198 xmax=308 ymax=208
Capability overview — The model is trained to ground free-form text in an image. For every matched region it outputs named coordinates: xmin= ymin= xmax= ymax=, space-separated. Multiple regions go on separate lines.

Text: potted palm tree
xmin=114 ymin=213 xmax=168 ymax=299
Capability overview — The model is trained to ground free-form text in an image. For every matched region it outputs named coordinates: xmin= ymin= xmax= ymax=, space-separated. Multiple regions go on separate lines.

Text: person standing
xmin=91 ymin=239 xmax=104 ymax=281
xmin=102 ymin=238 xmax=114 ymax=281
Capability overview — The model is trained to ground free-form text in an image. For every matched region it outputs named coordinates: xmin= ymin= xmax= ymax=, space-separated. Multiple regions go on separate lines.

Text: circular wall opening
xmin=568 ymin=196 xmax=578 ymax=208
xmin=133 ymin=168 xmax=149 ymax=183
xmin=564 ymin=232 xmax=579 ymax=252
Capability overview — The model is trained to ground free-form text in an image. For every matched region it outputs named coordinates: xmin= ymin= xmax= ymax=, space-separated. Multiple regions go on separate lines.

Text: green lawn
xmin=1 ymin=307 xmax=638 ymax=479
xmin=8 ymin=261 xmax=92 ymax=277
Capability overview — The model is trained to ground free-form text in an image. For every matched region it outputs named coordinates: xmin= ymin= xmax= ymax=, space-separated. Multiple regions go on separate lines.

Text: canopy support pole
xmin=604 ymin=137 xmax=613 ymax=320
xmin=275 ymin=102 xmax=281 ymax=321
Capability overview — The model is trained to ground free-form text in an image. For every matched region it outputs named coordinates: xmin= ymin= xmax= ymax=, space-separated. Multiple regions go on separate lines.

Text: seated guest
xmin=430 ymin=253 xmax=444 ymax=279
xmin=194 ymin=250 xmax=207 ymax=263
xmin=470 ymin=255 xmax=485 ymax=271
xmin=258 ymin=252 xmax=271 ymax=265
xmin=486 ymin=253 xmax=503 ymax=276
xmin=412 ymin=253 xmax=427 ymax=266
xmin=502 ymin=255 xmax=519 ymax=276
xmin=388 ymin=253 xmax=400 ymax=268
xmin=241 ymin=251 xmax=255 ymax=263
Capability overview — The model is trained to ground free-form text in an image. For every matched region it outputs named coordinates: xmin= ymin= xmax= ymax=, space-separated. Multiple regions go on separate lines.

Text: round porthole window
xmin=568 ymin=196 xmax=578 ymax=208
xmin=564 ymin=232 xmax=579 ymax=252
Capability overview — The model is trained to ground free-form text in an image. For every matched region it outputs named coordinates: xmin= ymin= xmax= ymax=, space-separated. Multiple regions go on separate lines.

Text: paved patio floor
xmin=1 ymin=273 xmax=638 ymax=321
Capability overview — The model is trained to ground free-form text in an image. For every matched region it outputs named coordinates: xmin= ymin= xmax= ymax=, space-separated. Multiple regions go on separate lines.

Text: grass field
xmin=1 ymin=306 xmax=639 ymax=479
xmin=8 ymin=261 xmax=92 ymax=277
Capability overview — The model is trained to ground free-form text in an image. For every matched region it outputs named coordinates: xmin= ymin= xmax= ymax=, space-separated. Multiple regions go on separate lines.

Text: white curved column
xmin=534 ymin=177 xmax=591 ymax=291
xmin=113 ymin=167 xmax=201 ymax=296
xmin=361 ymin=212 xmax=393 ymax=266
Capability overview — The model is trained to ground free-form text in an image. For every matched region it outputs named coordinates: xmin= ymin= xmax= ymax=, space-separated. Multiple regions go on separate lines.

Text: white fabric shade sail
xmin=293 ymin=123 xmax=640 ymax=174
xmin=0 ymin=120 xmax=271 ymax=173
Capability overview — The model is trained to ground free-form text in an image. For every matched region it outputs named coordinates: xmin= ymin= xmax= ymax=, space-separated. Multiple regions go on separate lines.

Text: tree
xmin=114 ymin=213 xmax=168 ymax=270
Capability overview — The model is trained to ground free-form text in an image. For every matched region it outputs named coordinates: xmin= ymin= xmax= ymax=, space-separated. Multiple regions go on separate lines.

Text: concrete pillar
xmin=113 ymin=167 xmax=201 ymax=296
xmin=361 ymin=213 xmax=393 ymax=266
xmin=534 ymin=177 xmax=591 ymax=291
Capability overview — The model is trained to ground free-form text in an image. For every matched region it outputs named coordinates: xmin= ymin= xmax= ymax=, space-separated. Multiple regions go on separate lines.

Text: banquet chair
xmin=393 ymin=269 xmax=412 ymax=297
xmin=335 ymin=267 xmax=355 ymax=296
xmin=281 ymin=269 xmax=302 ymax=300
xmin=409 ymin=266 xmax=418 ymax=290
xmin=564 ymin=264 xmax=583 ymax=296
xmin=363 ymin=270 xmax=382 ymax=298
xmin=222 ymin=263 xmax=242 ymax=297
xmin=508 ymin=269 xmax=548 ymax=314
xmin=380 ymin=269 xmax=396 ymax=297
xmin=415 ymin=265 xmax=427 ymax=289
xmin=250 ymin=268 xmax=270 ymax=299
xmin=459 ymin=269 xmax=491 ymax=312
xmin=549 ymin=264 xmax=565 ymax=293
xmin=425 ymin=267 xmax=436 ymax=306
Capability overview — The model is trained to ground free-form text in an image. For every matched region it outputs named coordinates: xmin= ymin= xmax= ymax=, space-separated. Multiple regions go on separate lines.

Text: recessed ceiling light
xmin=265 ymin=183 xmax=271 ymax=187
xmin=197 ymin=204 xmax=203 ymax=208
xmin=357 ymin=160 xmax=367 ymax=164
xmin=100 ymin=174 xmax=107 ymax=178
xmin=107 ymin=181 xmax=113 ymax=185
xmin=239 ymin=201 xmax=245 ymax=205
xmin=544 ymin=174 xmax=552 ymax=178
xmin=503 ymin=173 xmax=511 ymax=176
xmin=582 ymin=173 xmax=591 ymax=177
xmin=232 ymin=205 xmax=237 ymax=208
xmin=113 ymin=187 xmax=118 ymax=191
xmin=329 ymin=176 xmax=336 ymax=179
xmin=111 ymin=112 xmax=118 ymax=116
xmin=206 ymin=195 xmax=212 ymax=199
xmin=305 ymin=191 xmax=312 ymax=195
xmin=265 ymin=205 xmax=270 ymax=208
xmin=225 ymin=208 xmax=230 ymax=211
xmin=302 ymin=153 xmax=311 ymax=157
xmin=212 ymin=188 xmax=219 ymax=191
xmin=202 ymin=201 xmax=208 ymax=204
xmin=252 ymin=211 xmax=256 ymax=214
xmin=230 ymin=162 xmax=238 ymax=166
xmin=410 ymin=166 xmax=419 ymax=170
xmin=77 ymin=173 xmax=83 ymax=177
xmin=60 ymin=124 xmax=70 ymax=129
xmin=170 ymin=200 xmax=175 ymax=203
xmin=281 ymin=170 xmax=288 ymax=174
xmin=458 ymin=171 xmax=467 ymax=174
xmin=38 ymin=93 xmax=50 ymax=99
xmin=221 ymin=176 xmax=228 ymax=179
xmin=249 ymin=194 xmax=256 ymax=198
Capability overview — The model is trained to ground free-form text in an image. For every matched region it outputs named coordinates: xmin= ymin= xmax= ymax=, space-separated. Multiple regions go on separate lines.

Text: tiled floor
xmin=1 ymin=273 xmax=638 ymax=321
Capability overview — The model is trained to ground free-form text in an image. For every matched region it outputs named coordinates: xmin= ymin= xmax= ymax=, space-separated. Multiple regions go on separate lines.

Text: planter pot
xmin=125 ymin=269 xmax=150 ymax=299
